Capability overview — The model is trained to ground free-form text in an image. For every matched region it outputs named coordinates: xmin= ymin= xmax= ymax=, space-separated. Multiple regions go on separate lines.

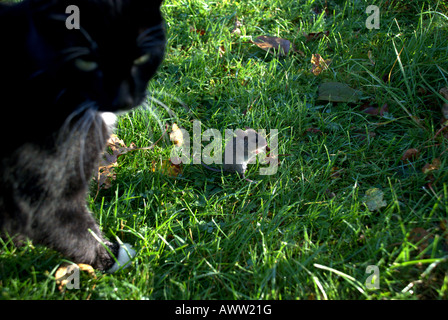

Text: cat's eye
xmin=74 ymin=58 xmax=98 ymax=72
xmin=133 ymin=53 xmax=151 ymax=66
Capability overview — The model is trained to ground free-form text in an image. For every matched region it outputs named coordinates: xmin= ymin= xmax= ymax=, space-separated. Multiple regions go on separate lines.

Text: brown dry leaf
xmin=311 ymin=54 xmax=331 ymax=76
xmin=422 ymin=158 xmax=441 ymax=174
xmin=409 ymin=227 xmax=433 ymax=254
xmin=330 ymin=166 xmax=343 ymax=179
xmin=361 ymin=102 xmax=388 ymax=116
xmin=306 ymin=127 xmax=322 ymax=134
xmin=152 ymin=159 xmax=183 ymax=177
xmin=401 ymin=148 xmax=420 ymax=161
xmin=97 ymin=164 xmax=117 ymax=190
xmin=304 ymin=31 xmax=329 ymax=41
xmin=189 ymin=26 xmax=205 ymax=36
xmin=95 ymin=134 xmax=138 ymax=190
xmin=55 ymin=263 xmax=96 ymax=292
xmin=169 ymin=123 xmax=184 ymax=147
xmin=253 ymin=35 xmax=292 ymax=57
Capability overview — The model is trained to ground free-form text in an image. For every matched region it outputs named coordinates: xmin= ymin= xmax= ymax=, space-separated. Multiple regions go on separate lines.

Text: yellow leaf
xmin=311 ymin=54 xmax=331 ymax=76
xmin=55 ymin=263 xmax=96 ymax=292
xmin=422 ymin=158 xmax=441 ymax=174
xmin=152 ymin=160 xmax=183 ymax=177
xmin=170 ymin=123 xmax=184 ymax=147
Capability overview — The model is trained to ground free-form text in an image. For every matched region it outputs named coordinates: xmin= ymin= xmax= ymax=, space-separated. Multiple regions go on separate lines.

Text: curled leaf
xmin=409 ymin=227 xmax=433 ymax=254
xmin=253 ymin=35 xmax=292 ymax=56
xmin=362 ymin=188 xmax=387 ymax=212
xmin=169 ymin=123 xmax=184 ymax=147
xmin=422 ymin=158 xmax=441 ymax=174
xmin=311 ymin=54 xmax=331 ymax=76
xmin=152 ymin=159 xmax=183 ymax=177
xmin=95 ymin=134 xmax=138 ymax=190
xmin=401 ymin=148 xmax=419 ymax=161
xmin=304 ymin=31 xmax=329 ymax=41
xmin=55 ymin=263 xmax=96 ymax=292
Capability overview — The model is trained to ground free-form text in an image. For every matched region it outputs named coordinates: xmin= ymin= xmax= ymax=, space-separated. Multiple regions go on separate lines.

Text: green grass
xmin=2 ymin=0 xmax=448 ymax=300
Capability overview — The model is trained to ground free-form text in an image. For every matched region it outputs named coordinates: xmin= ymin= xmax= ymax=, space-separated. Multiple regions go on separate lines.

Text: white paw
xmin=106 ymin=243 xmax=136 ymax=273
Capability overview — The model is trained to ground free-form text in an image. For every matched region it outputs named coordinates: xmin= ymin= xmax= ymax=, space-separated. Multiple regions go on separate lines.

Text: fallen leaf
xmin=55 ymin=263 xmax=96 ymax=292
xmin=362 ymin=188 xmax=387 ymax=212
xmin=379 ymin=103 xmax=389 ymax=116
xmin=253 ymin=35 xmax=292 ymax=56
xmin=330 ymin=166 xmax=343 ymax=179
xmin=409 ymin=227 xmax=433 ymax=254
xmin=96 ymin=163 xmax=117 ymax=190
xmin=317 ymin=82 xmax=362 ymax=103
xmin=189 ymin=26 xmax=205 ymax=36
xmin=95 ymin=134 xmax=138 ymax=190
xmin=311 ymin=54 xmax=331 ymax=76
xmin=306 ymin=127 xmax=322 ymax=134
xmin=422 ymin=158 xmax=441 ymax=174
xmin=401 ymin=148 xmax=419 ymax=161
xmin=218 ymin=45 xmax=226 ymax=58
xmin=360 ymin=102 xmax=389 ymax=117
xmin=169 ymin=123 xmax=184 ymax=147
xmin=362 ymin=106 xmax=380 ymax=115
xmin=95 ymin=127 xmax=168 ymax=194
xmin=152 ymin=159 xmax=183 ymax=177
xmin=304 ymin=31 xmax=329 ymax=41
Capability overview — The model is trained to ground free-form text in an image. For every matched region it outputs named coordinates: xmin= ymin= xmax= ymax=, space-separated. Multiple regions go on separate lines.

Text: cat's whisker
xmin=58 ymin=103 xmax=97 ymax=181
xmin=136 ymin=24 xmax=164 ymax=44
xmin=60 ymin=47 xmax=91 ymax=62
xmin=76 ymin=108 xmax=100 ymax=185
xmin=150 ymin=89 xmax=190 ymax=112
xmin=146 ymin=95 xmax=179 ymax=120
xmin=58 ymin=103 xmax=93 ymax=145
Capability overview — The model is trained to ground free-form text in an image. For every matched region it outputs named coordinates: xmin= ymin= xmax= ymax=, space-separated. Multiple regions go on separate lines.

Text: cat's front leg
xmin=29 ymin=205 xmax=135 ymax=272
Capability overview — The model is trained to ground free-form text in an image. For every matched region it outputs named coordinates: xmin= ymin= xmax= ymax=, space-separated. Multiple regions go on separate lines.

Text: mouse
xmin=201 ymin=128 xmax=268 ymax=183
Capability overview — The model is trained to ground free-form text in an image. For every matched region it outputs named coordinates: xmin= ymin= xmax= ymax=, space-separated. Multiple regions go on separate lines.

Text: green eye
xmin=134 ymin=53 xmax=151 ymax=65
xmin=74 ymin=58 xmax=98 ymax=72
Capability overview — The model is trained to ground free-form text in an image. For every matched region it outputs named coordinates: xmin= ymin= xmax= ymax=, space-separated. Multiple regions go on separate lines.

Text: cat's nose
xmin=111 ymin=81 xmax=135 ymax=110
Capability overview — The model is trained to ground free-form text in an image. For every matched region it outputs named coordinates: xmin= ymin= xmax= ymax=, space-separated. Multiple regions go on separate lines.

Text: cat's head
xmin=27 ymin=0 xmax=166 ymax=112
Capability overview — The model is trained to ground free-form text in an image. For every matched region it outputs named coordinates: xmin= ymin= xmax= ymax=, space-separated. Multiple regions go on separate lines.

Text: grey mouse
xmin=201 ymin=129 xmax=268 ymax=183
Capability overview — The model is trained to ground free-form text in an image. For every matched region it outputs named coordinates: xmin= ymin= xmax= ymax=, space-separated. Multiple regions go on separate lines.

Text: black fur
xmin=0 ymin=0 xmax=165 ymax=271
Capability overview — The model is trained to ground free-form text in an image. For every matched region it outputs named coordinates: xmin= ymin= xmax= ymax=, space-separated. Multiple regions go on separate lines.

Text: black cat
xmin=0 ymin=0 xmax=166 ymax=272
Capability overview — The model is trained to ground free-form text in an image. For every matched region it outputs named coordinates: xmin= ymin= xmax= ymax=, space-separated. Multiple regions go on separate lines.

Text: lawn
xmin=1 ymin=0 xmax=448 ymax=300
